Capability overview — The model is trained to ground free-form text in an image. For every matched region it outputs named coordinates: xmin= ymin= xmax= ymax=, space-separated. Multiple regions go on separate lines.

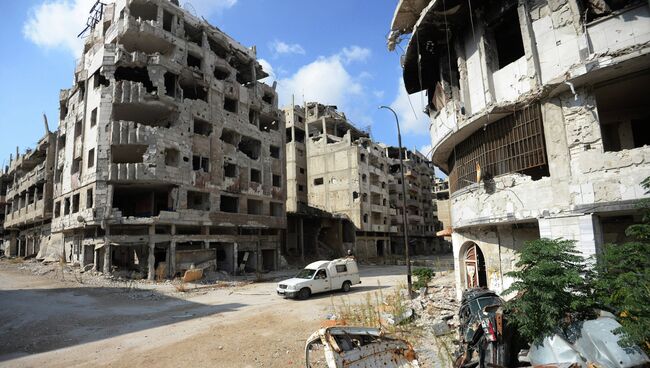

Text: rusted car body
xmin=305 ymin=326 xmax=420 ymax=367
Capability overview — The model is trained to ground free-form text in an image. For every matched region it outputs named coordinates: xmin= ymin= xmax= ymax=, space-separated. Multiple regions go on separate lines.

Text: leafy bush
xmin=504 ymin=238 xmax=596 ymax=344
xmin=412 ymin=267 xmax=435 ymax=289
xmin=593 ymin=176 xmax=650 ymax=353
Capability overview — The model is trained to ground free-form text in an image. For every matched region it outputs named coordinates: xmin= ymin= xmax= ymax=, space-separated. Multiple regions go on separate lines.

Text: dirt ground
xmin=0 ymin=258 xmax=454 ymax=367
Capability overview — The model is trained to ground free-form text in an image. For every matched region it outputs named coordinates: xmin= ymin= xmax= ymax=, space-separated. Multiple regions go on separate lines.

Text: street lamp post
xmin=379 ymin=105 xmax=412 ymax=298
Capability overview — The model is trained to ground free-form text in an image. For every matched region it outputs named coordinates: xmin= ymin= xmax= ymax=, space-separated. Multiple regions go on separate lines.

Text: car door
xmin=311 ymin=269 xmax=330 ymax=293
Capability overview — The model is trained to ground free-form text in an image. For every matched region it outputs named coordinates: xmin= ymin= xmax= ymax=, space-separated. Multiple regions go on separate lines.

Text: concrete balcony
xmin=371 ymin=204 xmax=385 ymax=213
xmin=109 ymin=163 xmax=156 ymax=181
xmin=110 ymin=121 xmax=153 ymax=145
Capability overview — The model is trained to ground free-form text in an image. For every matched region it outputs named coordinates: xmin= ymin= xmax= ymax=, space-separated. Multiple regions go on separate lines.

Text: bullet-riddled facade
xmin=389 ymin=0 xmax=650 ymax=298
xmin=45 ymin=0 xmax=285 ymax=278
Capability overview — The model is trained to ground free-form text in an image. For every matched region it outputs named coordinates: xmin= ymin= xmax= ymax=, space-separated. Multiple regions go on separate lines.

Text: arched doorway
xmin=464 ymin=242 xmax=487 ymax=288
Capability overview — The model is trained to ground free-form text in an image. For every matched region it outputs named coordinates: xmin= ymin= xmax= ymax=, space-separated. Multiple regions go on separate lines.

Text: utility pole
xmin=379 ymin=106 xmax=412 ymax=297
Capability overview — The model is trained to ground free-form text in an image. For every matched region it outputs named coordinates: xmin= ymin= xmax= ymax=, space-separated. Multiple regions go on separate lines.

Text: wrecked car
xmin=454 ymin=288 xmax=518 ymax=368
xmin=305 ymin=326 xmax=420 ymax=367
xmin=528 ymin=311 xmax=650 ymax=368
xmin=276 ymin=257 xmax=360 ymax=299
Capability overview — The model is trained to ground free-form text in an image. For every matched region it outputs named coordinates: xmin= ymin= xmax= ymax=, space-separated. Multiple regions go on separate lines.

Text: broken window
xmin=238 ymin=136 xmax=261 ymax=160
xmin=270 ymin=145 xmax=280 ymax=159
xmin=448 ymin=103 xmax=548 ymax=192
xmin=54 ymin=201 xmax=61 ymax=218
xmin=187 ymin=53 xmax=202 ymax=71
xmin=74 ymin=120 xmax=82 ymax=137
xmin=250 ymin=169 xmax=261 ymax=183
xmin=90 ymin=108 xmax=97 ymax=127
xmin=71 ymin=158 xmax=82 ymax=175
xmin=298 ymin=184 xmax=304 ymax=192
xmin=192 ymin=155 xmax=209 ymax=173
xmin=272 ymin=174 xmax=281 ymax=187
xmin=492 ymin=7 xmax=525 ymax=69
xmin=247 ymin=199 xmax=263 ymax=215
xmin=262 ymin=91 xmax=275 ymax=105
xmin=220 ymin=195 xmax=238 ymax=213
xmin=596 ymin=72 xmax=650 ymax=152
xmin=270 ymin=202 xmax=283 ymax=217
xmin=314 ymin=178 xmax=324 ymax=186
xmin=162 ymin=10 xmax=173 ymax=32
xmin=220 ymin=128 xmax=239 ymax=146
xmin=224 ymin=97 xmax=238 ymax=113
xmin=214 ymin=65 xmax=230 ymax=80
xmin=295 ymin=127 xmax=305 ymax=143
xmin=86 ymin=188 xmax=93 ymax=209
xmin=249 ymin=109 xmax=259 ymax=127
xmin=129 ymin=1 xmax=157 ymax=21
xmin=286 ymin=128 xmax=293 ymax=143
xmin=64 ymin=197 xmax=71 ymax=215
xmin=360 ymin=153 xmax=366 ymax=162
xmin=165 ymin=148 xmax=179 ymax=167
xmin=113 ymin=185 xmax=173 ymax=217
xmin=92 ymin=69 xmax=109 ymax=89
xmin=299 ymin=168 xmax=305 ymax=174
xmin=259 ymin=114 xmax=278 ymax=132
xmin=179 ymin=77 xmax=208 ymax=102
xmin=183 ymin=22 xmax=202 ymax=46
xmin=363 ymin=214 xmax=368 ymax=223
xmin=187 ymin=190 xmax=210 ymax=211
xmin=114 ymin=67 xmax=156 ymax=93
xmin=362 ymin=174 xmax=367 ymax=183
xmin=87 ymin=148 xmax=95 ymax=168
xmin=224 ymin=163 xmax=237 ymax=177
xmin=72 ymin=193 xmax=80 ymax=213
xmin=164 ymin=72 xmax=178 ymax=98
xmin=111 ymin=145 xmax=147 ymax=163
xmin=193 ymin=117 xmax=212 ymax=136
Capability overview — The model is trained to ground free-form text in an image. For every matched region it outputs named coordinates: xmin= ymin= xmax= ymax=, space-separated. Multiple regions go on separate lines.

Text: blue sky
xmin=0 ymin=0 xmax=433 ymax=170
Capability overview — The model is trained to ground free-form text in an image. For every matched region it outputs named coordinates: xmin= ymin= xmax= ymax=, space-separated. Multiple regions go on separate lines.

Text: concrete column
xmin=147 ymin=225 xmax=155 ymax=281
xmin=92 ymin=248 xmax=98 ymax=271
xmin=17 ymin=238 xmax=22 ymax=258
xmin=233 ymin=242 xmax=238 ymax=275
xmin=34 ymin=186 xmax=39 ymax=203
xmin=102 ymin=226 xmax=111 ymax=274
xmin=25 ymin=191 xmax=30 ymax=209
xmin=80 ymin=238 xmax=86 ymax=267
xmin=169 ymin=224 xmax=176 ymax=278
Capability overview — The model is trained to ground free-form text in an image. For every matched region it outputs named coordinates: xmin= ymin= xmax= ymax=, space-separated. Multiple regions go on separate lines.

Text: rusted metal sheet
xmin=305 ymin=327 xmax=419 ymax=368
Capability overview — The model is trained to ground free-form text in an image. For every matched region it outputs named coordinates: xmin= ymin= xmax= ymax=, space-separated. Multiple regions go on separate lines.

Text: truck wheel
xmin=298 ymin=287 xmax=311 ymax=300
xmin=341 ymin=281 xmax=351 ymax=292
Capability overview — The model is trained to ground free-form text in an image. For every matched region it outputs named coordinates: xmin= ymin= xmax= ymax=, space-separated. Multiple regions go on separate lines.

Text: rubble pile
xmin=411 ymin=285 xmax=460 ymax=335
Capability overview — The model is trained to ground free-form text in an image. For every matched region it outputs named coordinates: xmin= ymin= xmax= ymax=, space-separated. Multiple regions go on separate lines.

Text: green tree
xmin=593 ymin=176 xmax=650 ymax=353
xmin=412 ymin=267 xmax=434 ymax=289
xmin=504 ymin=238 xmax=596 ymax=344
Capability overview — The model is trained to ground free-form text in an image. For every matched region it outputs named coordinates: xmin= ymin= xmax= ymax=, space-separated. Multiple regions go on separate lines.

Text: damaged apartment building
xmin=284 ymin=102 xmax=442 ymax=260
xmin=1 ymin=122 xmax=56 ymax=258
xmin=388 ymin=0 xmax=650 ymax=298
xmin=39 ymin=0 xmax=286 ymax=278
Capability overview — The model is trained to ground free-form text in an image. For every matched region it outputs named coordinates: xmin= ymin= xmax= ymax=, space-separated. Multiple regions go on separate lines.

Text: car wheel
xmin=341 ymin=281 xmax=351 ymax=292
xmin=298 ymin=287 xmax=311 ymax=300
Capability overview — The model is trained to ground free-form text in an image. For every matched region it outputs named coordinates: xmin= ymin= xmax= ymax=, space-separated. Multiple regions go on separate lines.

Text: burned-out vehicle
xmin=305 ymin=326 xmax=420 ymax=367
xmin=454 ymin=288 xmax=518 ymax=368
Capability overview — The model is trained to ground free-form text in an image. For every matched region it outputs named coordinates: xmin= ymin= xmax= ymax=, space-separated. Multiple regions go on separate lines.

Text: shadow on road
xmin=0 ymin=286 xmax=246 ymax=362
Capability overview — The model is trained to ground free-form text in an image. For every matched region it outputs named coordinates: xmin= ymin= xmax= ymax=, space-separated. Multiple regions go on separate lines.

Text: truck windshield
xmin=296 ymin=269 xmax=316 ymax=279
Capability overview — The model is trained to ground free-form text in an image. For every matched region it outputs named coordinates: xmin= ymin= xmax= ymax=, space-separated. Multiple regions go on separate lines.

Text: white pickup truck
xmin=276 ymin=258 xmax=361 ymax=299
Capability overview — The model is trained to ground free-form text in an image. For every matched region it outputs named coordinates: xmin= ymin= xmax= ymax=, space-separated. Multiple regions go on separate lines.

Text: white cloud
xmin=389 ymin=79 xmax=430 ymax=134
xmin=23 ymin=0 xmax=237 ymax=57
xmin=269 ymin=39 xmax=305 ymax=57
xmin=340 ymin=46 xmax=371 ymax=64
xmin=275 ymin=53 xmax=363 ymax=109
xmin=23 ymin=0 xmax=99 ymax=57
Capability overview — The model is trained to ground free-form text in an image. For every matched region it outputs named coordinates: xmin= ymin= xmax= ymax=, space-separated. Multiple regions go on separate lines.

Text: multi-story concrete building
xmin=45 ymin=0 xmax=285 ymax=278
xmin=385 ymin=147 xmax=441 ymax=254
xmin=3 ymin=126 xmax=56 ymax=258
xmin=284 ymin=102 xmax=444 ymax=260
xmin=389 ymin=0 xmax=650 ymax=297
